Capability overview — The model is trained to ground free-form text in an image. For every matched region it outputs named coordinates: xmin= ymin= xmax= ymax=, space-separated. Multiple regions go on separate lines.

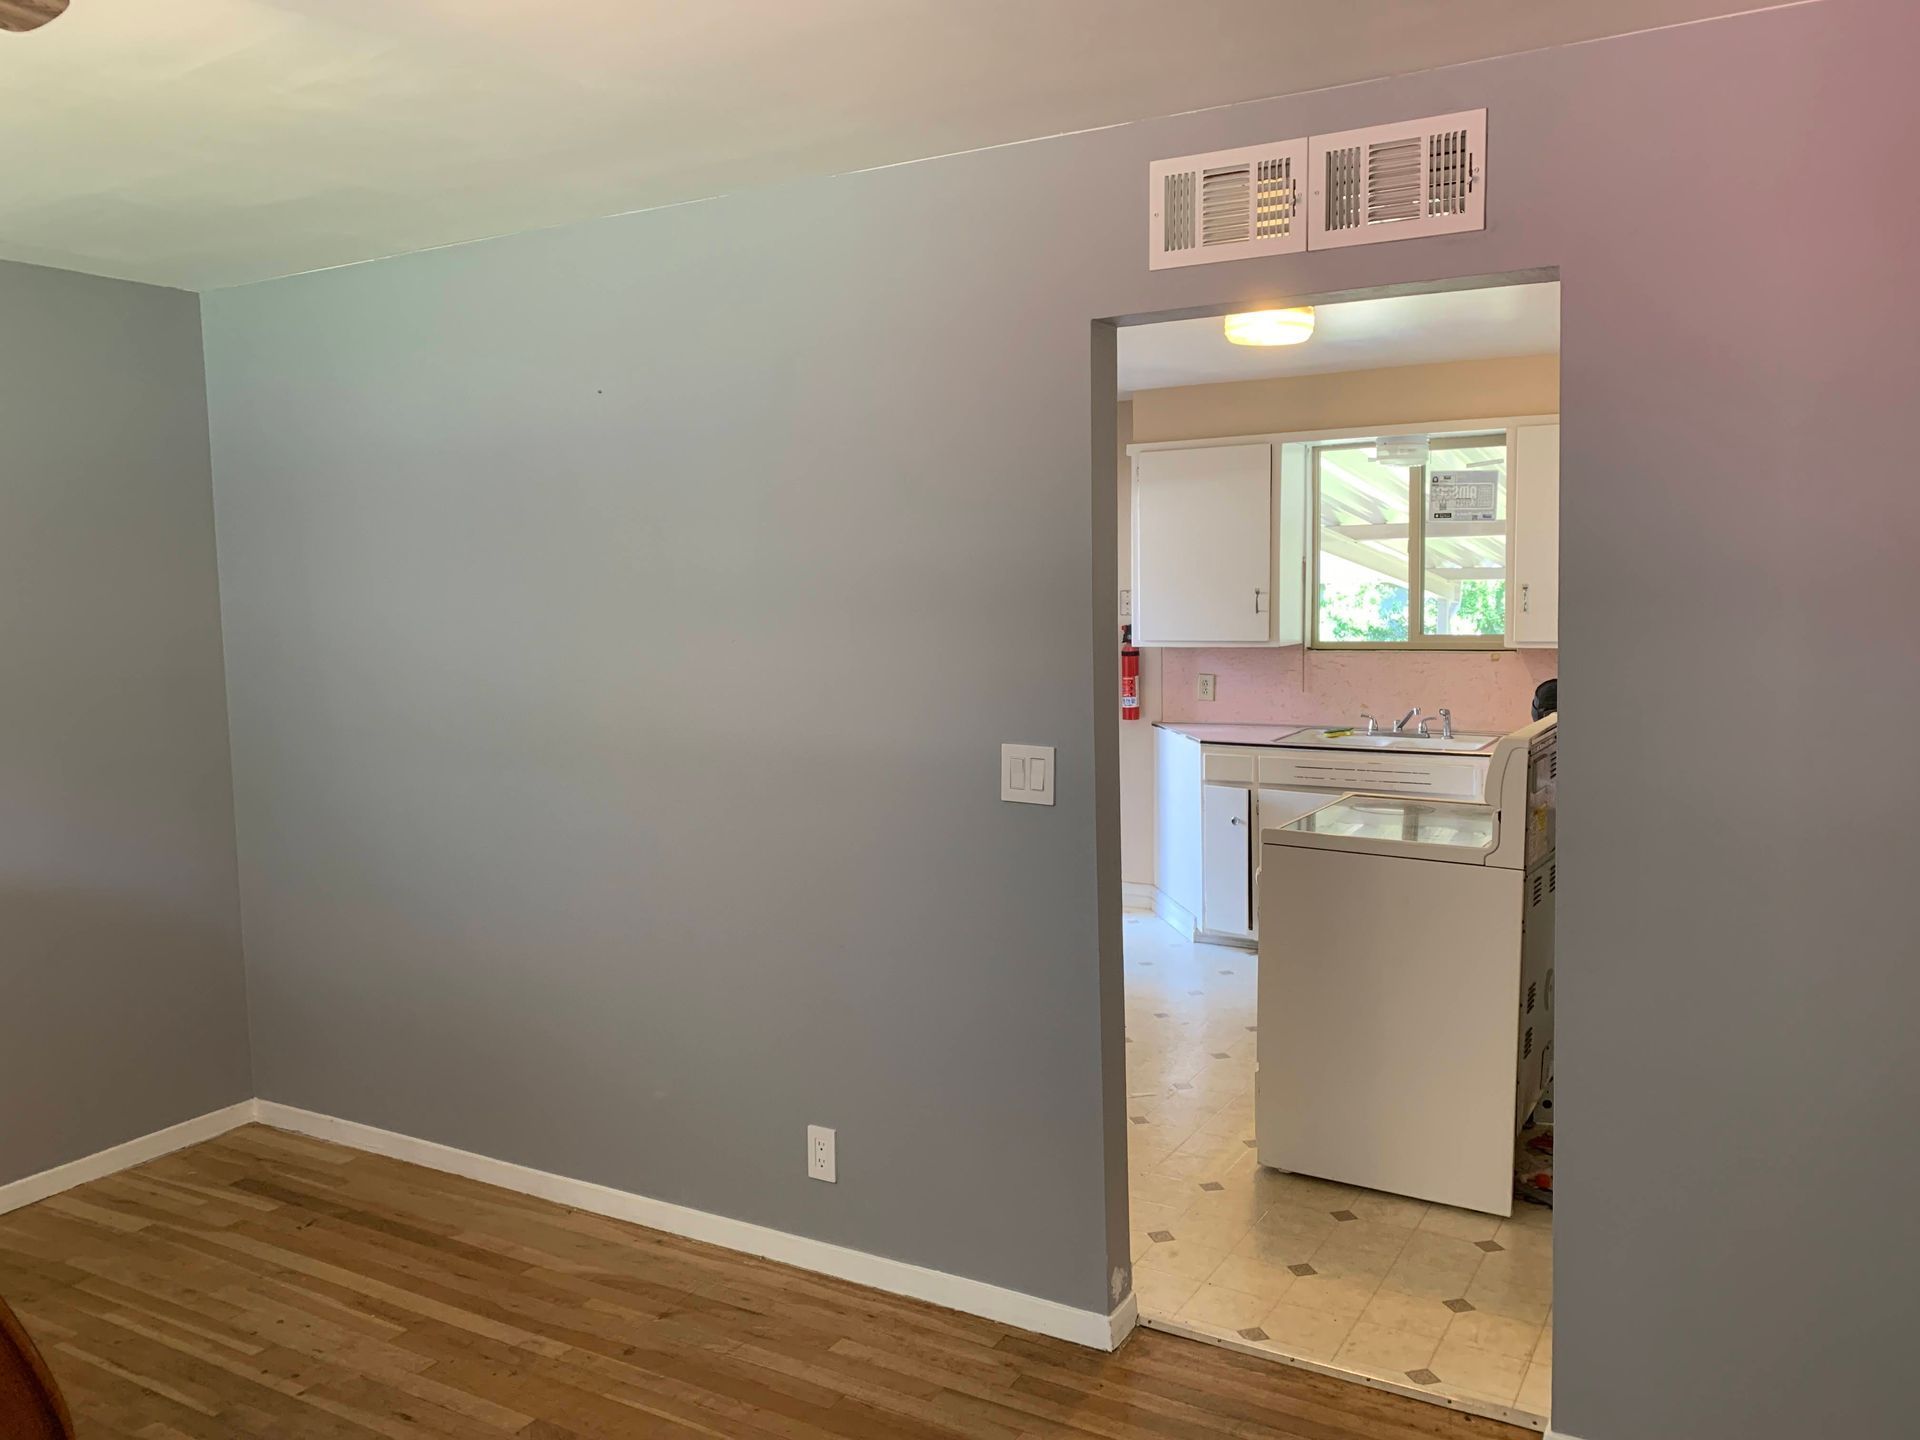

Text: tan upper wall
xmin=1128 ymin=354 xmax=1560 ymax=444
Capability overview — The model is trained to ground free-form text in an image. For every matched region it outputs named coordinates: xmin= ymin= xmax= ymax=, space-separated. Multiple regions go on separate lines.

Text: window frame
xmin=1309 ymin=432 xmax=1510 ymax=651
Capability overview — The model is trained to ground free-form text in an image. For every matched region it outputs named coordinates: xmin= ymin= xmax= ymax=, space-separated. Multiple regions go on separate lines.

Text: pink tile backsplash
xmin=1160 ymin=646 xmax=1558 ymax=733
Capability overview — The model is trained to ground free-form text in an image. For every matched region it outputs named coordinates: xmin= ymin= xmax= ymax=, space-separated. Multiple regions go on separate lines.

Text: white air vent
xmin=1307 ymin=110 xmax=1485 ymax=250
xmin=1149 ymin=139 xmax=1308 ymax=269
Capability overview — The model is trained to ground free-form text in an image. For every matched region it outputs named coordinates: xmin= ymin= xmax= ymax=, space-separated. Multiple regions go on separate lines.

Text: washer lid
xmin=1269 ymin=795 xmax=1497 ymax=862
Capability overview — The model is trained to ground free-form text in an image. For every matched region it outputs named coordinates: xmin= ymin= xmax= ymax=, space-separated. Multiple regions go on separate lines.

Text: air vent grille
xmin=1201 ymin=164 xmax=1252 ymax=245
xmin=1531 ymin=874 xmax=1544 ymax=907
xmin=1525 ymin=981 xmax=1537 ymax=1015
xmin=1162 ymin=172 xmax=1195 ymax=252
xmin=1323 ymin=145 xmax=1362 ymax=232
xmin=1255 ymin=157 xmax=1297 ymax=239
xmin=1549 ymin=862 xmax=1557 ymax=894
xmin=1367 ymin=136 xmax=1423 ymax=225
xmin=1428 ymin=127 xmax=1473 ymax=216
xmin=1149 ymin=139 xmax=1308 ymax=268
xmin=1150 ymin=111 xmax=1480 ymax=266
xmin=1308 ymin=110 xmax=1485 ymax=251
xmin=1522 ymin=1026 xmax=1534 ymax=1060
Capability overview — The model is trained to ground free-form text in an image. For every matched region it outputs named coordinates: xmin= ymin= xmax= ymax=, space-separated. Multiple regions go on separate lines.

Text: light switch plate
xmin=1001 ymin=744 xmax=1056 ymax=805
xmin=1119 ymin=589 xmax=1132 ymax=620
xmin=1197 ymin=673 xmax=1217 ymax=702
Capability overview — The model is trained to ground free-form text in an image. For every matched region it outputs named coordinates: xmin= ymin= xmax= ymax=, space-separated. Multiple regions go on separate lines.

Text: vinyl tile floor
xmin=1123 ymin=910 xmax=1554 ymax=1430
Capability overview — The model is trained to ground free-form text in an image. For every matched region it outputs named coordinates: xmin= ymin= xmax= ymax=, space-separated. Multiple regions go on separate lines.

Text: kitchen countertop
xmin=1154 ymin=720 xmax=1500 ymax=755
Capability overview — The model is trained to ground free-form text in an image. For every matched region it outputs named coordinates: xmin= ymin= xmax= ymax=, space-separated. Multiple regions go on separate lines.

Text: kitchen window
xmin=1310 ymin=435 xmax=1508 ymax=648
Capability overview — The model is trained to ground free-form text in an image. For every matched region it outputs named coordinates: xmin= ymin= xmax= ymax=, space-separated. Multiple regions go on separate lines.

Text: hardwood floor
xmin=0 ymin=1126 xmax=1529 ymax=1438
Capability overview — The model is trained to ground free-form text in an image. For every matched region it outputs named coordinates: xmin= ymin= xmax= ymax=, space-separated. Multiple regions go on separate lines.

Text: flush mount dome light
xmin=0 ymin=1 xmax=69 ymax=33
xmin=1223 ymin=307 xmax=1315 ymax=346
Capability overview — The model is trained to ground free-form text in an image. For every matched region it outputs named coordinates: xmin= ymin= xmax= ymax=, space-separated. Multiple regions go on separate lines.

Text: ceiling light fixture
xmin=1223 ymin=307 xmax=1315 ymax=347
xmin=0 ymin=1 xmax=68 ymax=33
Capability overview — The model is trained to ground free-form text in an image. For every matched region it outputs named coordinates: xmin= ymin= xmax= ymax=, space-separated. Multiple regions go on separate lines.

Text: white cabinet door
xmin=1200 ymin=783 xmax=1253 ymax=938
xmin=1510 ymin=423 xmax=1560 ymax=648
xmin=1134 ymin=443 xmax=1272 ymax=644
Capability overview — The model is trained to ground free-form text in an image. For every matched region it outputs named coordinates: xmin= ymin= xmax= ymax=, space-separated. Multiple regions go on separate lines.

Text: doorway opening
xmin=1109 ymin=279 xmax=1559 ymax=1430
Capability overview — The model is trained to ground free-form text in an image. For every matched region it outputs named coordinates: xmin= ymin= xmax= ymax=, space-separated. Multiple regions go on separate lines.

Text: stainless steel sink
xmin=1279 ymin=728 xmax=1499 ymax=754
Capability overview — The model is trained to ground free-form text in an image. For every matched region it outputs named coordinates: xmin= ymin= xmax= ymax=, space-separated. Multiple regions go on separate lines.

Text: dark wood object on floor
xmin=0 ymin=1125 xmax=1529 ymax=1438
xmin=0 ymin=2 xmax=70 ymax=35
xmin=0 ymin=1292 xmax=76 ymax=1439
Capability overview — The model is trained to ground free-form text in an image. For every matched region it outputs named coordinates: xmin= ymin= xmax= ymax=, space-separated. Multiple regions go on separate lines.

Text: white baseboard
xmin=1121 ymin=881 xmax=1157 ymax=911
xmin=255 ymin=1101 xmax=1132 ymax=1352
xmin=1152 ymin=887 xmax=1198 ymax=938
xmin=0 ymin=1100 xmax=257 ymax=1217
xmin=1544 ymin=1429 xmax=1583 ymax=1440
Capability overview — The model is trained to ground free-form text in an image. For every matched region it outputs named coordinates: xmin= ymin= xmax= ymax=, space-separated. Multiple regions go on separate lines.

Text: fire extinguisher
xmin=1120 ymin=625 xmax=1141 ymax=721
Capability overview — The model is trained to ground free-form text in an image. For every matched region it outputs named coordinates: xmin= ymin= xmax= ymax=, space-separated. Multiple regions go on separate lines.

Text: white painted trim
xmin=1122 ymin=881 xmax=1158 ymax=911
xmin=1107 ymin=1289 xmax=1139 ymax=1349
xmin=0 ymin=1100 xmax=258 ymax=1216
xmin=1152 ymin=885 xmax=1198 ymax=938
xmin=1544 ymin=1430 xmax=1584 ymax=1440
xmin=254 ymin=1102 xmax=1129 ymax=1351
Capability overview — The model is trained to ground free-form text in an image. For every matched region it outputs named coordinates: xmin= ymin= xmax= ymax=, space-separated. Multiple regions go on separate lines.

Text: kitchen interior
xmin=1117 ymin=282 xmax=1560 ymax=1428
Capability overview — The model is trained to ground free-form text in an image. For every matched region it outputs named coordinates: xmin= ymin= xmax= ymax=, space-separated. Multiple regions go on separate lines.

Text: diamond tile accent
xmin=1475 ymin=1239 xmax=1505 ymax=1252
xmin=1147 ymin=1229 xmax=1175 ymax=1243
xmin=1218 ymin=969 xmax=1234 ymax=975
xmin=1187 ymin=989 xmax=1203 ymax=996
xmin=1210 ymin=1051 xmax=1230 ymax=1059
xmin=1243 ymin=1138 xmax=1257 ymax=1147
xmin=1288 ymin=1263 xmax=1317 ymax=1277
xmin=1199 ymin=1181 xmax=1225 ymax=1192
xmin=1154 ymin=1012 xmax=1169 ymax=1019
xmin=1330 ymin=1209 xmax=1358 ymax=1222
xmin=1129 ymin=1115 xmax=1148 ymax=1125
xmin=1238 ymin=1327 xmax=1269 ymax=1341
xmin=1245 ymin=1025 xmax=1257 ymax=1032
xmin=1171 ymin=1082 xmax=1193 ymax=1091
xmin=1444 ymin=1298 xmax=1475 ymax=1313
xmin=1406 ymin=1368 xmax=1441 ymax=1386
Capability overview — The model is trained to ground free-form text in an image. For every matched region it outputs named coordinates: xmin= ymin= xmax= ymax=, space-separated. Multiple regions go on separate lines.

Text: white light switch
xmin=1001 ymin=744 xmax=1056 ymax=805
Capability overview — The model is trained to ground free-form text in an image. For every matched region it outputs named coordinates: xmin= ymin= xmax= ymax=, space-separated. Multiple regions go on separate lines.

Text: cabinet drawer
xmin=1202 ymin=748 xmax=1257 ymax=783
xmin=1256 ymin=749 xmax=1489 ymax=801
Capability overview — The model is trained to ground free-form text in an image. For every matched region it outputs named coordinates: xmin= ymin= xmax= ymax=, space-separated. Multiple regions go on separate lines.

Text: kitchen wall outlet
xmin=1197 ymin=673 xmax=1217 ymax=702
xmin=807 ymin=1125 xmax=836 ymax=1183
xmin=1001 ymin=744 xmax=1056 ymax=805
xmin=1119 ymin=588 xmax=1132 ymax=620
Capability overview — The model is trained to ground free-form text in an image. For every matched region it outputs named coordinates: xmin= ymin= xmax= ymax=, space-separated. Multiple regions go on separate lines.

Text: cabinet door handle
xmin=1229 ymin=816 xmax=1245 ymax=826
xmin=1254 ymin=588 xmax=1266 ymax=614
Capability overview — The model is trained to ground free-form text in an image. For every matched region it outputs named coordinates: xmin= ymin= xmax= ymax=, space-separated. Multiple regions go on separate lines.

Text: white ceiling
xmin=1118 ymin=283 xmax=1560 ymax=395
xmin=0 ymin=1 xmax=1795 ymax=291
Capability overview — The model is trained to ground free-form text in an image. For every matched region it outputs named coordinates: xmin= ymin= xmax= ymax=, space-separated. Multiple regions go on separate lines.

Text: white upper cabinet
xmin=1132 ymin=442 xmax=1302 ymax=646
xmin=1509 ymin=423 xmax=1561 ymax=648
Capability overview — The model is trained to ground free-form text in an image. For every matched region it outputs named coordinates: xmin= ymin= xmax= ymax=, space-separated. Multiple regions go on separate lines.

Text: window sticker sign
xmin=1428 ymin=469 xmax=1501 ymax=524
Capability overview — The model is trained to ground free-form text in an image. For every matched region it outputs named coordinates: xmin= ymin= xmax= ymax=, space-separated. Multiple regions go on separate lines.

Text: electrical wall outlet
xmin=1119 ymin=588 xmax=1132 ymax=619
xmin=807 ymin=1125 xmax=836 ymax=1183
xmin=1197 ymin=673 xmax=1217 ymax=702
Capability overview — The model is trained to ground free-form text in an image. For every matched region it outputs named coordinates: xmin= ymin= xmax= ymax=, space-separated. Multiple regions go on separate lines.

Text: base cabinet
xmin=1200 ymin=783 xmax=1253 ymax=939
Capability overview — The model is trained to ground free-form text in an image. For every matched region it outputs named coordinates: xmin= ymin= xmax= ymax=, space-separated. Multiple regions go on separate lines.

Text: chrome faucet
xmin=1359 ymin=712 xmax=1379 ymax=735
xmin=1392 ymin=707 xmax=1420 ymax=735
xmin=1416 ymin=708 xmax=1455 ymax=740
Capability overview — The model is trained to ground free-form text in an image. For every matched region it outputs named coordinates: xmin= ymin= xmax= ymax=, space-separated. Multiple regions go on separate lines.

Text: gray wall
xmin=200 ymin=2 xmax=1919 ymax=1435
xmin=1 ymin=261 xmax=250 ymax=1184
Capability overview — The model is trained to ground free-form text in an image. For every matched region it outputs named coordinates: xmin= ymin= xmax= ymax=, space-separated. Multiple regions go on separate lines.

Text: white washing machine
xmin=1255 ymin=719 xmax=1555 ymax=1216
